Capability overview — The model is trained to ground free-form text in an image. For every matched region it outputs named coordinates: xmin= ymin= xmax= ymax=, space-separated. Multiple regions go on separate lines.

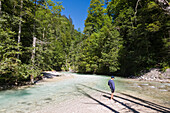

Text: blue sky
xmin=56 ymin=0 xmax=91 ymax=32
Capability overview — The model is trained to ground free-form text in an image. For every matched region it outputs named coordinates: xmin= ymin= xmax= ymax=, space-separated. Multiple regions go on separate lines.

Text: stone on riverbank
xmin=138 ymin=68 xmax=170 ymax=82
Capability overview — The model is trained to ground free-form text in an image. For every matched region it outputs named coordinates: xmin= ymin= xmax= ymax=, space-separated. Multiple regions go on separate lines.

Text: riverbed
xmin=0 ymin=72 xmax=169 ymax=113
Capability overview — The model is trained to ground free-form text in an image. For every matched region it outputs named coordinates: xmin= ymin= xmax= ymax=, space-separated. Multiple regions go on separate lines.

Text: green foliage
xmin=107 ymin=0 xmax=170 ymax=76
xmin=0 ymin=0 xmax=79 ymax=85
xmin=84 ymin=0 xmax=105 ymax=36
xmin=70 ymin=0 xmax=169 ymax=76
xmin=70 ymin=8 xmax=123 ymax=74
xmin=1 ymin=0 xmax=169 ymax=85
xmin=146 ymin=21 xmax=161 ymax=32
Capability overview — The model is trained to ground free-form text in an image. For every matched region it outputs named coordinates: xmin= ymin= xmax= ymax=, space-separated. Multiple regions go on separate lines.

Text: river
xmin=0 ymin=72 xmax=169 ymax=113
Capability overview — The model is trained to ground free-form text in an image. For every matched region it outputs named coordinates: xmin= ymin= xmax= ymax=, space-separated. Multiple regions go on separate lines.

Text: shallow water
xmin=114 ymin=77 xmax=170 ymax=105
xmin=0 ymin=73 xmax=169 ymax=113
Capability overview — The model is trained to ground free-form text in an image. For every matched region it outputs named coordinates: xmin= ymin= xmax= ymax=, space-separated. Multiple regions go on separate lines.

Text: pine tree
xmin=84 ymin=0 xmax=105 ymax=36
xmin=0 ymin=11 xmax=21 ymax=85
xmin=98 ymin=15 xmax=122 ymax=73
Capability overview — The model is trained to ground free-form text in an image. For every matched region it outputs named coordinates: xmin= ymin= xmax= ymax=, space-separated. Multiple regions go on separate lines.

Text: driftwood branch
xmin=134 ymin=0 xmax=141 ymax=23
xmin=155 ymin=0 xmax=170 ymax=15
xmin=36 ymin=38 xmax=50 ymax=44
xmin=135 ymin=0 xmax=141 ymax=17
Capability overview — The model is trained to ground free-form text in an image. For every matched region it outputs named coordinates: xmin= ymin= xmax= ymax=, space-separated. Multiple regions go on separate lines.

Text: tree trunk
xmin=17 ymin=0 xmax=23 ymax=59
xmin=134 ymin=0 xmax=140 ymax=24
xmin=30 ymin=36 xmax=36 ymax=84
xmin=0 ymin=0 xmax=1 ymax=15
xmin=30 ymin=74 xmax=34 ymax=84
xmin=43 ymin=27 xmax=45 ymax=39
xmin=31 ymin=37 xmax=36 ymax=64
xmin=30 ymin=0 xmax=37 ymax=84
xmin=31 ymin=0 xmax=36 ymax=65
xmin=41 ymin=27 xmax=45 ymax=49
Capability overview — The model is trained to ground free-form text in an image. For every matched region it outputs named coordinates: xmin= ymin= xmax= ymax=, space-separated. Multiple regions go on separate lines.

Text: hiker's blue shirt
xmin=108 ymin=79 xmax=115 ymax=90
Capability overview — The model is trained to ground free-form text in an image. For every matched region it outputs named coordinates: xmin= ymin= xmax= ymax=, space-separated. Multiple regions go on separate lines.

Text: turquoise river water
xmin=0 ymin=72 xmax=169 ymax=113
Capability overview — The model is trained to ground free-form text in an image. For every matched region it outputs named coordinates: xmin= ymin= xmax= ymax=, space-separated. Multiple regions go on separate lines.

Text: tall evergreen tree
xmin=84 ymin=0 xmax=105 ymax=36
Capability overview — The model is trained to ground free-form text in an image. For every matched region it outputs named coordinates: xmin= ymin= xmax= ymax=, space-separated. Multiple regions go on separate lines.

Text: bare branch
xmin=134 ymin=0 xmax=141 ymax=23
xmin=155 ymin=0 xmax=170 ymax=15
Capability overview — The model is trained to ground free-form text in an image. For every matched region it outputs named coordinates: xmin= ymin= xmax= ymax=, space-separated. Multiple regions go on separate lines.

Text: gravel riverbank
xmin=35 ymin=86 xmax=170 ymax=113
xmin=34 ymin=72 xmax=170 ymax=113
xmin=136 ymin=68 xmax=170 ymax=83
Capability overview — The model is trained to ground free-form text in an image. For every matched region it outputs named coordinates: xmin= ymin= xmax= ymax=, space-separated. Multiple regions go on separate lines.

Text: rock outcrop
xmin=138 ymin=68 xmax=170 ymax=82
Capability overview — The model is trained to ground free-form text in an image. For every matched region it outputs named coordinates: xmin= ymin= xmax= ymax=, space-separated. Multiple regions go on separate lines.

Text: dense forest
xmin=69 ymin=0 xmax=170 ymax=75
xmin=0 ymin=0 xmax=169 ymax=86
xmin=0 ymin=0 xmax=81 ymax=85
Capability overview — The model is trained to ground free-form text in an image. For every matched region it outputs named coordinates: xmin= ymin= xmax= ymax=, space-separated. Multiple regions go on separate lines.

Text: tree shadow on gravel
xmin=79 ymin=84 xmax=170 ymax=113
xmin=120 ymin=93 xmax=170 ymax=111
xmin=76 ymin=85 xmax=119 ymax=113
xmin=103 ymin=95 xmax=140 ymax=113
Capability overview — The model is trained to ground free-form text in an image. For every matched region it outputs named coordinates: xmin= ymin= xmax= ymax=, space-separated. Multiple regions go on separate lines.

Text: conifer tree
xmin=84 ymin=0 xmax=105 ymax=36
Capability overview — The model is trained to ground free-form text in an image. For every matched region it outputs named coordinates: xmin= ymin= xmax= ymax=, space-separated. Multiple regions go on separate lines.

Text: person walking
xmin=108 ymin=76 xmax=115 ymax=100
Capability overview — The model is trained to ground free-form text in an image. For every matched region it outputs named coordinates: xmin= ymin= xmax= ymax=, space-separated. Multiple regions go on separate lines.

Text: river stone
xmin=149 ymin=86 xmax=155 ymax=88
xmin=160 ymin=89 xmax=168 ymax=92
xmin=0 ymin=109 xmax=6 ymax=112
xmin=21 ymin=102 xmax=27 ymax=104
xmin=141 ymin=84 xmax=149 ymax=86
xmin=44 ymin=98 xmax=52 ymax=101
xmin=165 ymin=69 xmax=170 ymax=76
